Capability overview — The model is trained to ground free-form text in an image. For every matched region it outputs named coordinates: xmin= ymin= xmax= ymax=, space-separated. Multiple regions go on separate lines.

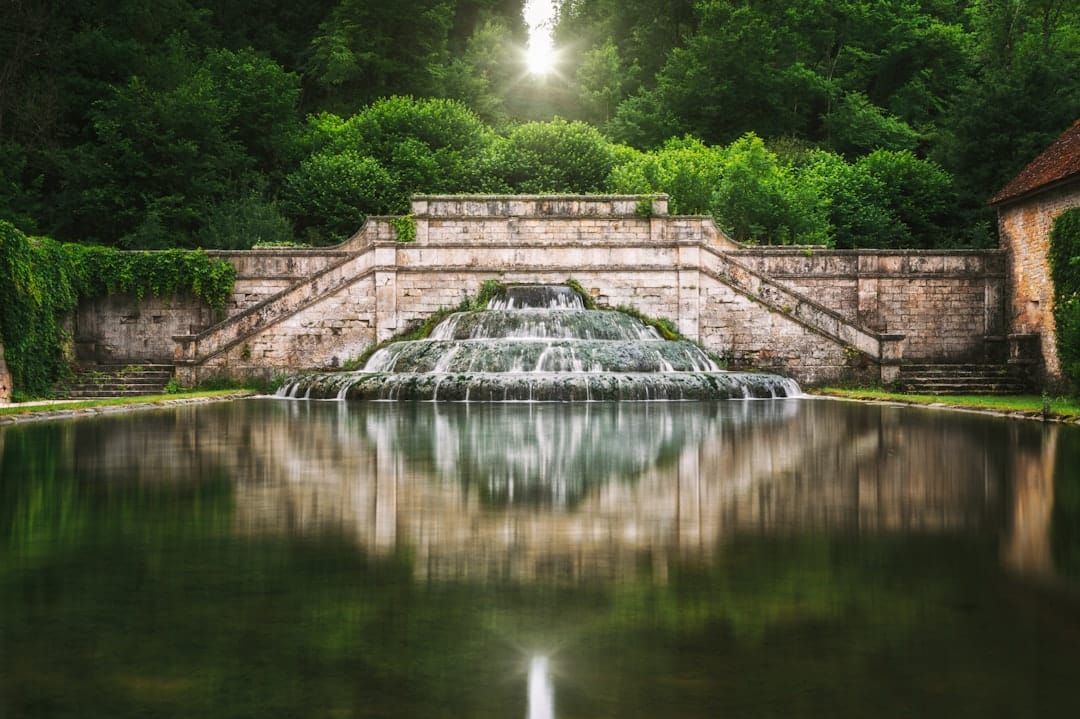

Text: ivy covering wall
xmin=1050 ymin=208 xmax=1080 ymax=390
xmin=0 ymin=221 xmax=235 ymax=398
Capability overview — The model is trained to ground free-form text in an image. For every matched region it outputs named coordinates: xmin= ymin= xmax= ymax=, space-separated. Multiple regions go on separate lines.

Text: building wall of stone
xmin=997 ymin=184 xmax=1080 ymax=383
xmin=0 ymin=340 xmax=11 ymax=402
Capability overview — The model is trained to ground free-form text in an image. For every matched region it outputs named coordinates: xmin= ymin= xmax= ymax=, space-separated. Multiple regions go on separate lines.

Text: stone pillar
xmin=856 ymin=255 xmax=886 ymax=331
xmin=879 ymin=333 xmax=905 ymax=385
xmin=373 ymin=244 xmax=399 ymax=343
xmin=984 ymin=274 xmax=1005 ymax=336
xmin=0 ymin=339 xmax=11 ymax=402
xmin=676 ymin=245 xmax=702 ymax=342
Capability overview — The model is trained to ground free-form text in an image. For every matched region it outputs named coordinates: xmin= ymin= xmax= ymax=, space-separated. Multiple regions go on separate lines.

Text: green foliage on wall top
xmin=0 ymin=221 xmax=235 ymax=398
xmin=391 ymin=215 xmax=417 ymax=243
xmin=1049 ymin=208 xmax=1080 ymax=390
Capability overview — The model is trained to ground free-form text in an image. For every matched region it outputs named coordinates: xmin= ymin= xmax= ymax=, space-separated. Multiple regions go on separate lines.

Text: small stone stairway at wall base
xmin=894 ymin=363 xmax=1031 ymax=395
xmin=64 ymin=364 xmax=176 ymax=398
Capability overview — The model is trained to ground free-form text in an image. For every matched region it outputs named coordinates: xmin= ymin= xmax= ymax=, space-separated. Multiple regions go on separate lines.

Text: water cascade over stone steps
xmin=278 ymin=285 xmax=801 ymax=402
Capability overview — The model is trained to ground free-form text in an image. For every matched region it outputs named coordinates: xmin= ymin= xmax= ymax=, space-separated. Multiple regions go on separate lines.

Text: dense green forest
xmin=1 ymin=0 xmax=1078 ymax=249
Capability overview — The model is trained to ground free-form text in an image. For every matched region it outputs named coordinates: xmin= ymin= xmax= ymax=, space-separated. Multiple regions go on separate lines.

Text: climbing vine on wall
xmin=0 ymin=221 xmax=236 ymax=398
xmin=1049 ymin=208 xmax=1080 ymax=389
xmin=390 ymin=214 xmax=417 ymax=243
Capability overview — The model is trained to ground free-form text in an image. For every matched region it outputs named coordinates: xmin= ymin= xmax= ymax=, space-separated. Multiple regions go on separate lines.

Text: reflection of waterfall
xmin=279 ymin=284 xmax=801 ymax=401
xmin=362 ymin=401 xmax=799 ymax=507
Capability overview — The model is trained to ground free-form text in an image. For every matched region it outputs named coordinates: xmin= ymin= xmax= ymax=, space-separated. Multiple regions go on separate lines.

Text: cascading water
xmin=278 ymin=285 xmax=802 ymax=401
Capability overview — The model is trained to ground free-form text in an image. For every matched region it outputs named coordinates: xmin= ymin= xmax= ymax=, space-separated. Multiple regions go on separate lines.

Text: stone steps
xmin=895 ymin=363 xmax=1030 ymax=395
xmin=65 ymin=364 xmax=176 ymax=398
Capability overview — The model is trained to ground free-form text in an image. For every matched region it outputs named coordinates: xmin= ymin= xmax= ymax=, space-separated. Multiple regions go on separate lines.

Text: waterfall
xmin=277 ymin=285 xmax=802 ymax=401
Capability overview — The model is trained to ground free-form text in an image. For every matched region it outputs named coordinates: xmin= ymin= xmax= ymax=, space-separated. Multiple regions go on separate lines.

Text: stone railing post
xmin=879 ymin=333 xmax=906 ymax=385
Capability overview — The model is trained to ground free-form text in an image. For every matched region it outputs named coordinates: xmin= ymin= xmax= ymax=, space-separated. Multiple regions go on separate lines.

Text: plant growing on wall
xmin=0 ymin=221 xmax=236 ymax=398
xmin=391 ymin=214 xmax=417 ymax=243
xmin=1050 ymin=208 xmax=1080 ymax=390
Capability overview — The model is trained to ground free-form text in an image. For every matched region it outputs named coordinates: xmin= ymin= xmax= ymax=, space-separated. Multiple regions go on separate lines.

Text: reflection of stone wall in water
xmin=213 ymin=402 xmax=1009 ymax=582
xmin=62 ymin=400 xmax=1051 ymax=584
xmin=1001 ymin=424 xmax=1059 ymax=579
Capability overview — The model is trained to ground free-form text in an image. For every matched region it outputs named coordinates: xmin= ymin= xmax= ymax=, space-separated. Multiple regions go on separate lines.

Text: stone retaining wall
xmin=72 ymin=195 xmax=1006 ymax=388
xmin=731 ymin=249 xmax=1006 ymax=361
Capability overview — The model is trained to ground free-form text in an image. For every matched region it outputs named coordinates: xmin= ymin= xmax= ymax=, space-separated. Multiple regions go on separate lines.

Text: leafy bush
xmin=1050 ymin=208 xmax=1080 ymax=389
xmin=491 ymin=118 xmax=617 ymax=193
xmin=283 ymin=97 xmax=498 ymax=242
xmin=823 ymin=92 xmax=921 ymax=156
xmin=709 ymin=134 xmax=829 ymax=245
xmin=282 ymin=151 xmax=396 ymax=245
xmin=798 ymin=150 xmax=901 ymax=249
xmin=857 ymin=150 xmax=954 ymax=248
xmin=319 ymin=96 xmax=498 ymax=200
xmin=199 ymin=195 xmax=293 ymax=250
xmin=391 ymin=215 xmax=416 ymax=243
xmin=607 ymin=136 xmax=727 ymax=215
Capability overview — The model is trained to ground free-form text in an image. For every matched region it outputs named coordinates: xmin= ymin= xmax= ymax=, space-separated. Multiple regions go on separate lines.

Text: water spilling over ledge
xmin=279 ymin=285 xmax=801 ymax=401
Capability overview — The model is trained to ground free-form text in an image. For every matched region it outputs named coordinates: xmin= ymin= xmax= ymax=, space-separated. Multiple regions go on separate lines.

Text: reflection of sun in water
xmin=527 ymin=655 xmax=554 ymax=719
xmin=524 ymin=0 xmax=559 ymax=76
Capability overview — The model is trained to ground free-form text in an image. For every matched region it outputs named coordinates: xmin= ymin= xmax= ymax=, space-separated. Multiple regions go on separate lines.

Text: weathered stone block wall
xmin=72 ymin=195 xmax=1006 ymax=389
xmin=696 ymin=275 xmax=856 ymax=384
xmin=75 ymin=248 xmax=357 ymax=367
xmin=75 ymin=294 xmax=215 ymax=363
xmin=216 ymin=249 xmax=350 ymax=312
xmin=997 ymin=185 xmax=1080 ymax=382
xmin=731 ymin=249 xmax=1006 ymax=361
xmin=196 ymin=279 xmax=378 ymax=378
xmin=413 ymin=195 xmax=672 ymax=248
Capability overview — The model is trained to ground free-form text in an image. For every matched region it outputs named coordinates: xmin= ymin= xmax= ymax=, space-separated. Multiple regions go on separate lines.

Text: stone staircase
xmin=894 ymin=363 xmax=1031 ymax=395
xmin=65 ymin=364 xmax=176 ymax=398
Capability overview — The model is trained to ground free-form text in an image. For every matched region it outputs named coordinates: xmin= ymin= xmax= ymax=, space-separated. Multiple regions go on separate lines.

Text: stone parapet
xmin=412 ymin=194 xmax=668 ymax=218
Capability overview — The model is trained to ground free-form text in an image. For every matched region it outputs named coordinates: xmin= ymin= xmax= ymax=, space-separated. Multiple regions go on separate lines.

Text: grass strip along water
xmin=813 ymin=388 xmax=1080 ymax=422
xmin=5 ymin=387 xmax=1080 ymax=424
xmin=0 ymin=390 xmax=255 ymax=423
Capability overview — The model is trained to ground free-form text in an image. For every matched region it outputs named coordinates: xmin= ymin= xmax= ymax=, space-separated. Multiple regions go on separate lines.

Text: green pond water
xmin=2 ymin=397 xmax=1079 ymax=718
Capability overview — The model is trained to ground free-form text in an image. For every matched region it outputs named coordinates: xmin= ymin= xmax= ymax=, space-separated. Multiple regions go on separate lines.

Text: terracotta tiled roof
xmin=990 ymin=119 xmax=1080 ymax=205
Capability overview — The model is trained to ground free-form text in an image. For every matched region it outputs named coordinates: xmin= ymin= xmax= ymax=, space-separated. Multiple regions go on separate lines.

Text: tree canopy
xmin=1 ymin=0 xmax=1077 ymax=250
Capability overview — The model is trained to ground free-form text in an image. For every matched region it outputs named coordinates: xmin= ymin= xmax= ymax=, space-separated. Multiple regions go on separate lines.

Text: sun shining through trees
xmin=524 ymin=0 xmax=559 ymax=76
xmin=526 ymin=32 xmax=557 ymax=76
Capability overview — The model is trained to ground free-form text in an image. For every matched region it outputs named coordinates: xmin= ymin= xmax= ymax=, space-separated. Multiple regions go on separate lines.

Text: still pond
xmin=2 ymin=397 xmax=1079 ymax=717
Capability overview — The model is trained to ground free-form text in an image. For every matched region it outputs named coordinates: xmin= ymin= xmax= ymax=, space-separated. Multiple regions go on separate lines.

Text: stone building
xmin=991 ymin=119 xmax=1080 ymax=386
